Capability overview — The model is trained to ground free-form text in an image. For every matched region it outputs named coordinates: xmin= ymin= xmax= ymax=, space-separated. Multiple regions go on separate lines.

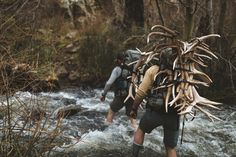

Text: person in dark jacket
xmin=100 ymin=52 xmax=137 ymax=128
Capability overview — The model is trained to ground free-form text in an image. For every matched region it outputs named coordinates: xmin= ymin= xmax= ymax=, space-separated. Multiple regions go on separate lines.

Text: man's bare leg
xmin=129 ymin=118 xmax=138 ymax=129
xmin=106 ymin=108 xmax=115 ymax=124
xmin=166 ymin=147 xmax=177 ymax=157
xmin=132 ymin=127 xmax=145 ymax=157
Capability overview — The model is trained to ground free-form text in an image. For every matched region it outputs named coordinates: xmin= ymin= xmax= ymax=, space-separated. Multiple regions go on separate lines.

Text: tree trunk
xmin=124 ymin=0 xmax=144 ymax=28
xmin=217 ymin=0 xmax=227 ymax=36
xmin=183 ymin=0 xmax=195 ymax=40
xmin=208 ymin=0 xmax=214 ymax=34
xmin=155 ymin=0 xmax=165 ymax=26
xmin=217 ymin=0 xmax=227 ymax=55
xmin=230 ymin=0 xmax=236 ymax=49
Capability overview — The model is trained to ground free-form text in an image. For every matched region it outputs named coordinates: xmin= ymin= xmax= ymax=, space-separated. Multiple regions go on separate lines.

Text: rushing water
xmin=2 ymin=87 xmax=236 ymax=157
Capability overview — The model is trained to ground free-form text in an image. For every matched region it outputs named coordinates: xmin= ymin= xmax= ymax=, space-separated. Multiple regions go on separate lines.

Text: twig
xmin=229 ymin=61 xmax=236 ymax=95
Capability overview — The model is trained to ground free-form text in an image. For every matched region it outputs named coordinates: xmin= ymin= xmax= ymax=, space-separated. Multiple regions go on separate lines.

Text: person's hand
xmin=100 ymin=96 xmax=105 ymax=102
xmin=130 ymin=107 xmax=138 ymax=119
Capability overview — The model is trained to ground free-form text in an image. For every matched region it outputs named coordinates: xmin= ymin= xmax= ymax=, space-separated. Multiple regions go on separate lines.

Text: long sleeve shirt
xmin=102 ymin=66 xmax=122 ymax=96
xmin=135 ymin=65 xmax=160 ymax=99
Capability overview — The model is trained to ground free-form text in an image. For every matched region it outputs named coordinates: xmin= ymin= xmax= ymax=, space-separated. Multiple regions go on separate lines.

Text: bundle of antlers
xmin=125 ymin=25 xmax=222 ymax=122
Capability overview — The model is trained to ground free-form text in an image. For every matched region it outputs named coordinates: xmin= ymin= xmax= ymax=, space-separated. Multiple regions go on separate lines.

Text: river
xmin=1 ymin=87 xmax=236 ymax=157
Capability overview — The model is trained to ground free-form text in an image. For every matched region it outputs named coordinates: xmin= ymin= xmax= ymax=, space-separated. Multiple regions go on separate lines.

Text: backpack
xmin=114 ymin=50 xmax=141 ymax=96
xmin=124 ymin=49 xmax=141 ymax=66
xmin=146 ymin=48 xmax=177 ymax=113
xmin=147 ymin=71 xmax=166 ymax=111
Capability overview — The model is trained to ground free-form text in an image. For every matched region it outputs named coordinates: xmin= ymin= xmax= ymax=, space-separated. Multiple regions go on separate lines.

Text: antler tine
xmin=173 ymin=56 xmax=179 ymax=70
xmin=196 ymin=46 xmax=218 ymax=59
xmin=168 ymin=89 xmax=183 ymax=107
xmin=154 ymin=44 xmax=179 ymax=54
xmin=127 ymin=60 xmax=139 ymax=66
xmin=192 ymin=86 xmax=222 ymax=105
xmin=147 ymin=32 xmax=175 ymax=44
xmin=198 ymin=34 xmax=221 ymax=41
xmin=136 ymin=47 xmax=147 ymax=56
xmin=151 ymin=25 xmax=179 ymax=37
xmin=187 ymin=79 xmax=210 ymax=87
xmin=198 ymin=103 xmax=221 ymax=110
xmin=141 ymin=51 xmax=160 ymax=66
xmin=178 ymin=104 xmax=194 ymax=115
xmin=195 ymin=105 xmax=223 ymax=122
xmin=153 ymin=69 xmax=169 ymax=82
xmin=124 ymin=83 xmax=135 ymax=103
xmin=194 ymin=52 xmax=213 ymax=60
xmin=165 ymin=86 xmax=172 ymax=112
xmin=189 ymin=62 xmax=213 ymax=83
xmin=189 ymin=34 xmax=220 ymax=45
xmin=180 ymin=34 xmax=220 ymax=55
xmin=199 ymin=41 xmax=210 ymax=49
xmin=189 ymin=56 xmax=208 ymax=67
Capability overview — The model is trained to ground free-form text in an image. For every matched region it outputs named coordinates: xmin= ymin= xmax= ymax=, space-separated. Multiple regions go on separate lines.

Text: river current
xmin=2 ymin=87 xmax=236 ymax=157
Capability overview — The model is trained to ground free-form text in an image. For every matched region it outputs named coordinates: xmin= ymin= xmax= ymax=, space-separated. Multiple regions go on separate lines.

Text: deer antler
xmin=147 ymin=32 xmax=174 ymax=43
xmin=124 ymin=83 xmax=135 ymax=103
xmin=135 ymin=26 xmax=222 ymax=121
xmin=151 ymin=25 xmax=179 ymax=37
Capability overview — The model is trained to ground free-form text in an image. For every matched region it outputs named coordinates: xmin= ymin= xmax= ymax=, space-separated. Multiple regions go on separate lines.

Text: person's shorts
xmin=110 ymin=96 xmax=133 ymax=116
xmin=139 ymin=109 xmax=180 ymax=148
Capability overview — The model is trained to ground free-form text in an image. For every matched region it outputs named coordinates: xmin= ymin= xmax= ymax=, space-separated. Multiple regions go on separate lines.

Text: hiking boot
xmin=132 ymin=142 xmax=143 ymax=157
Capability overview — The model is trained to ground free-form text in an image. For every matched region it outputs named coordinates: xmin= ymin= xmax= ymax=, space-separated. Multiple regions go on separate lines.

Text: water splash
xmin=2 ymin=88 xmax=235 ymax=157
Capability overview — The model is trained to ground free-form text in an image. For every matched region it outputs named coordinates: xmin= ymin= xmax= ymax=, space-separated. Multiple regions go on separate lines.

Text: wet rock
xmin=61 ymin=98 xmax=77 ymax=105
xmin=53 ymin=104 xmax=82 ymax=119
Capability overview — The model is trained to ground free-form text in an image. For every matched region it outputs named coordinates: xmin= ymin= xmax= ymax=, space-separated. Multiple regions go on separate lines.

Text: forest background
xmin=0 ymin=0 xmax=236 ymax=104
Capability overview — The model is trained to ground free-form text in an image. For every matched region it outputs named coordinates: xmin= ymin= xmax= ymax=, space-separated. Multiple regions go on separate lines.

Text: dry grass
xmin=0 ymin=62 xmax=66 ymax=156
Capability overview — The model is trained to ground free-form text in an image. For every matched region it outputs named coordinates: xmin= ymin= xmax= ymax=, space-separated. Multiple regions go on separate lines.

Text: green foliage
xmin=78 ymin=31 xmax=120 ymax=79
xmin=76 ymin=21 xmax=146 ymax=81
